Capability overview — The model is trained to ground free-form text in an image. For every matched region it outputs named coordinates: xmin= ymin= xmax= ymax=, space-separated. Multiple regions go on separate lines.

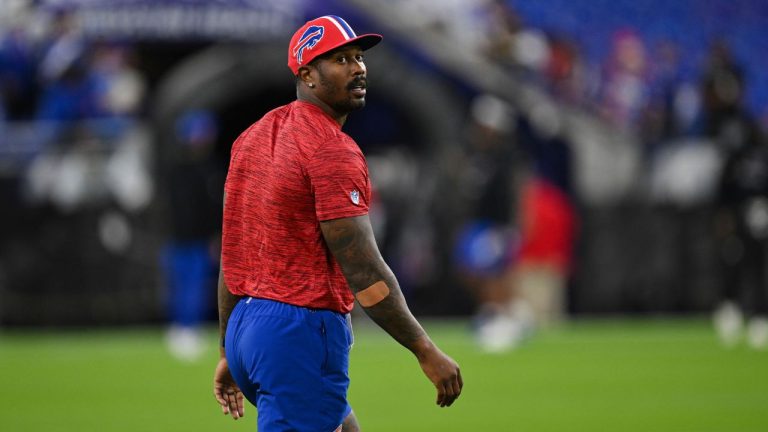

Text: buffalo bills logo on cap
xmin=293 ymin=25 xmax=325 ymax=65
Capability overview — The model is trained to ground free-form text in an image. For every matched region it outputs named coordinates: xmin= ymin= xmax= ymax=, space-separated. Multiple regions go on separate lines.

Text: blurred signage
xmin=39 ymin=0 xmax=307 ymax=40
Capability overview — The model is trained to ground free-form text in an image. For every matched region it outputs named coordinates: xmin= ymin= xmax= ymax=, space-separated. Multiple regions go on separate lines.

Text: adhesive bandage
xmin=355 ymin=281 xmax=390 ymax=307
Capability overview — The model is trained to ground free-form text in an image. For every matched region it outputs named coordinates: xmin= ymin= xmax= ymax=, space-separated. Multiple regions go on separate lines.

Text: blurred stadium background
xmin=1 ymin=0 xmax=767 ymax=430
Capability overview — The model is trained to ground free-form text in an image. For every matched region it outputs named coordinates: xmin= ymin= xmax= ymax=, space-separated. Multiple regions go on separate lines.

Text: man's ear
xmin=297 ymin=65 xmax=314 ymax=87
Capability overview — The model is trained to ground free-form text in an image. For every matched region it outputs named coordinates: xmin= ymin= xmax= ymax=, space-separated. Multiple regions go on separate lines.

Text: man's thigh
xmin=227 ymin=299 xmax=352 ymax=431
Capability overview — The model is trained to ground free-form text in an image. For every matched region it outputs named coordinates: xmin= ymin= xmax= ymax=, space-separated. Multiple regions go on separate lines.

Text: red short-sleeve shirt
xmin=221 ymin=101 xmax=370 ymax=313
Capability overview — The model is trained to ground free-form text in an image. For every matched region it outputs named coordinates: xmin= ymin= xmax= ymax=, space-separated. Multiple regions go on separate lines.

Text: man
xmin=212 ymin=15 xmax=463 ymax=431
xmin=164 ymin=110 xmax=222 ymax=361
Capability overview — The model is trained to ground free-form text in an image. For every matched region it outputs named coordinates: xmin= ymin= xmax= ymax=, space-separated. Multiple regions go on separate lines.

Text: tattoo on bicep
xmin=322 ymin=218 xmax=383 ymax=292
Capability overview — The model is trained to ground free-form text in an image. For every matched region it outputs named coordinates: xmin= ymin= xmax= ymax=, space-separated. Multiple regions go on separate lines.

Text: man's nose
xmin=352 ymin=58 xmax=366 ymax=75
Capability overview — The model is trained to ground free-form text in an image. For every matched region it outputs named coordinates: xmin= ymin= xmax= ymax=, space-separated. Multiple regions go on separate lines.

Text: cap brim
xmin=334 ymin=33 xmax=383 ymax=53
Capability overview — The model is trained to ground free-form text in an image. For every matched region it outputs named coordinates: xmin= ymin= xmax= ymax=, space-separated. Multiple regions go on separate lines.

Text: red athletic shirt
xmin=221 ymin=100 xmax=371 ymax=313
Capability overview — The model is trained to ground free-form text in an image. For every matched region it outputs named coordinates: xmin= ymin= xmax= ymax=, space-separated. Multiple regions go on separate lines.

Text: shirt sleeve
xmin=306 ymin=137 xmax=371 ymax=221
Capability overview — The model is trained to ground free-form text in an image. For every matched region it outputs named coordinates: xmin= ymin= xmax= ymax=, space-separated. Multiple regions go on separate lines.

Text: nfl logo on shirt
xmin=350 ymin=190 xmax=360 ymax=205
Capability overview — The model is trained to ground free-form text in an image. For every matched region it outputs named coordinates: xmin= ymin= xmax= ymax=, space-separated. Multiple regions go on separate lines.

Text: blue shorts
xmin=225 ymin=298 xmax=354 ymax=432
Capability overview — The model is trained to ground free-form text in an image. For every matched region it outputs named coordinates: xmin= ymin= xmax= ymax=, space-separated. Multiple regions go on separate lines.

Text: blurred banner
xmin=39 ymin=0 xmax=307 ymax=40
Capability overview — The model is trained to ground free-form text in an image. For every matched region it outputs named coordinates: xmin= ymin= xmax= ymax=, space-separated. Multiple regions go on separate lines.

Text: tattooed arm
xmin=320 ymin=215 xmax=463 ymax=407
xmin=217 ymin=269 xmax=242 ymax=357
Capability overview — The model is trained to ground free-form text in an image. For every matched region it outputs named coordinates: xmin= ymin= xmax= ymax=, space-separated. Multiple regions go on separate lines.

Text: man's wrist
xmin=410 ymin=335 xmax=436 ymax=361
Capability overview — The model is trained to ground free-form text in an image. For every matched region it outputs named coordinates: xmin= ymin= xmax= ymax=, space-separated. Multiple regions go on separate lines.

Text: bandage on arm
xmin=355 ymin=280 xmax=390 ymax=307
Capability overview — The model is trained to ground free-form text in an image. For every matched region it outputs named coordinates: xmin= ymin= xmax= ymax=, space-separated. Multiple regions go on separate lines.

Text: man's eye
xmin=355 ymin=55 xmax=365 ymax=62
xmin=337 ymin=56 xmax=347 ymax=63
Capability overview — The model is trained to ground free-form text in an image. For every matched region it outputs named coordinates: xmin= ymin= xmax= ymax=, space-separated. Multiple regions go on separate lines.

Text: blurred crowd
xmin=405 ymin=0 xmax=766 ymax=142
xmin=0 ymin=5 xmax=151 ymax=214
xmin=0 ymin=6 xmax=146 ymax=122
xmin=396 ymin=0 xmax=768 ymax=351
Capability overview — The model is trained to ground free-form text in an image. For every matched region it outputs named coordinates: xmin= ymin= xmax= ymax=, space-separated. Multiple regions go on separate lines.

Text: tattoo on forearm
xmin=321 ymin=216 xmax=427 ymax=349
xmin=364 ymin=291 xmax=426 ymax=347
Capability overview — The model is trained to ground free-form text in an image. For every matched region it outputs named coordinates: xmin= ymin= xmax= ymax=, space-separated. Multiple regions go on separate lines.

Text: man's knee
xmin=342 ymin=410 xmax=360 ymax=432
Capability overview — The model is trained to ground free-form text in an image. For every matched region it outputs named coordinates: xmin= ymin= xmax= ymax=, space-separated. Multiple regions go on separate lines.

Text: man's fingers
xmin=433 ymin=373 xmax=463 ymax=406
xmin=435 ymin=383 xmax=446 ymax=406
xmin=438 ymin=381 xmax=456 ymax=407
xmin=437 ymin=374 xmax=461 ymax=407
xmin=442 ymin=385 xmax=455 ymax=407
xmin=451 ymin=375 xmax=462 ymax=399
xmin=442 ymin=386 xmax=454 ymax=407
xmin=214 ymin=360 xmax=244 ymax=420
xmin=215 ymin=392 xmax=227 ymax=408
xmin=236 ymin=392 xmax=245 ymax=418
xmin=225 ymin=391 xmax=241 ymax=419
xmin=214 ymin=388 xmax=230 ymax=413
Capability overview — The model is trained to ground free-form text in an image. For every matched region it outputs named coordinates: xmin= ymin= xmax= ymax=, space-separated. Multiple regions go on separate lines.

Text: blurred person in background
xmin=0 ymin=10 xmax=38 ymax=120
xmin=641 ymin=40 xmax=686 ymax=150
xmin=598 ymin=28 xmax=650 ymax=131
xmin=714 ymin=127 xmax=768 ymax=350
xmin=35 ymin=9 xmax=99 ymax=122
xmin=701 ymin=39 xmax=745 ymax=140
xmin=483 ymin=0 xmax=551 ymax=82
xmin=35 ymin=51 xmax=98 ymax=121
xmin=707 ymin=40 xmax=768 ymax=350
xmin=36 ymin=40 xmax=147 ymax=123
xmin=163 ymin=110 xmax=223 ymax=361
xmin=89 ymin=42 xmax=146 ymax=118
xmin=544 ymin=34 xmax=588 ymax=106
xmin=514 ymin=110 xmax=576 ymax=330
xmin=481 ymin=0 xmax=522 ymax=66
xmin=454 ymin=93 xmax=533 ymax=352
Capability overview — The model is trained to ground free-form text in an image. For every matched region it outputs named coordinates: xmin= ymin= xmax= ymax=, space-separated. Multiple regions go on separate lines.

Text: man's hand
xmin=417 ymin=345 xmax=463 ymax=407
xmin=213 ymin=357 xmax=245 ymax=420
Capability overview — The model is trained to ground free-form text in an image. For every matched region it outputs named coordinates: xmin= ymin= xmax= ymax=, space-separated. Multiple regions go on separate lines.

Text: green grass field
xmin=1 ymin=318 xmax=766 ymax=431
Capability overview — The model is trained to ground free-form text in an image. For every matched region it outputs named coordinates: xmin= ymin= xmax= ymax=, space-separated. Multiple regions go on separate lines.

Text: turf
xmin=0 ymin=318 xmax=766 ymax=431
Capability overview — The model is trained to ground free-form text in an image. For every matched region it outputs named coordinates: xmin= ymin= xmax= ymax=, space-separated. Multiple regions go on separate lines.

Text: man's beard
xmin=318 ymin=75 xmax=367 ymax=114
